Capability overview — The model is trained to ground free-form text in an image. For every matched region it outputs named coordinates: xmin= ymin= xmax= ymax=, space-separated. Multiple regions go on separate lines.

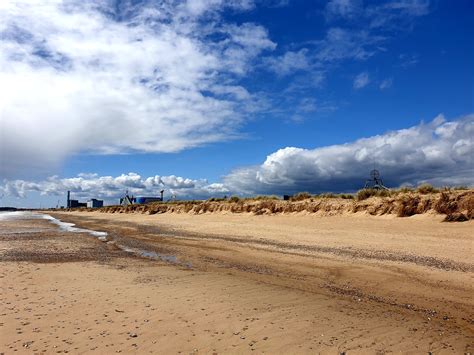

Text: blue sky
xmin=0 ymin=0 xmax=473 ymax=207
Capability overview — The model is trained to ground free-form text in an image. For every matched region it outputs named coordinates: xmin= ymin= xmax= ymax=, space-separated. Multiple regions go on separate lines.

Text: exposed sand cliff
xmin=72 ymin=190 xmax=473 ymax=221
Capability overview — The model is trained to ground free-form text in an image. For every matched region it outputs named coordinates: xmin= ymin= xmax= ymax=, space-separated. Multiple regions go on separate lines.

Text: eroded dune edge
xmin=70 ymin=190 xmax=473 ymax=221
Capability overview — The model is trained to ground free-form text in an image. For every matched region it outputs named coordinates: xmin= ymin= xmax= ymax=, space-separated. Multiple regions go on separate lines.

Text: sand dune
xmin=76 ymin=189 xmax=474 ymax=221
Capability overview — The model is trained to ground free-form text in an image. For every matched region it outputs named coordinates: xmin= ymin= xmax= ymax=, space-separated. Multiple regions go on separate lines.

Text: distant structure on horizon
xmin=120 ymin=190 xmax=164 ymax=206
xmin=120 ymin=191 xmax=135 ymax=206
xmin=67 ymin=191 xmax=103 ymax=208
xmin=87 ymin=199 xmax=103 ymax=208
xmin=364 ymin=169 xmax=388 ymax=190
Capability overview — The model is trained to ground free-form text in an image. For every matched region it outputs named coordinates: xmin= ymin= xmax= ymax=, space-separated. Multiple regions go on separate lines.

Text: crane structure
xmin=364 ymin=169 xmax=388 ymax=190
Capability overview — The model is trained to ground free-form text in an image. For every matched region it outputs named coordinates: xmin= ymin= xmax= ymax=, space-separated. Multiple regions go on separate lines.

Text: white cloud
xmin=353 ymin=72 xmax=370 ymax=89
xmin=262 ymin=0 xmax=429 ymax=92
xmin=0 ymin=0 xmax=275 ymax=178
xmin=3 ymin=114 xmax=472 ymax=201
xmin=184 ymin=0 xmax=255 ymax=16
xmin=0 ymin=0 xmax=444 ymax=188
xmin=325 ymin=0 xmax=430 ymax=29
xmin=326 ymin=0 xmax=363 ymax=20
xmin=223 ymin=114 xmax=474 ymax=194
xmin=315 ymin=28 xmax=381 ymax=62
xmin=1 ymin=172 xmax=229 ymax=203
xmin=398 ymin=53 xmax=419 ymax=67
xmin=370 ymin=0 xmax=430 ymax=26
xmin=264 ymin=49 xmax=311 ymax=75
xmin=379 ymin=78 xmax=393 ymax=90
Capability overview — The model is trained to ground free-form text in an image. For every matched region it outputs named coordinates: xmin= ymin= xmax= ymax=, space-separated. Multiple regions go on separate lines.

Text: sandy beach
xmin=2 ymin=0 xmax=472 ymax=353
xmin=1 ymin=211 xmax=473 ymax=353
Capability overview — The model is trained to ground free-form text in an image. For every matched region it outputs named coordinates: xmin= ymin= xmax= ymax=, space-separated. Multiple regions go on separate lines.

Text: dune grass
xmin=73 ymin=184 xmax=473 ymax=222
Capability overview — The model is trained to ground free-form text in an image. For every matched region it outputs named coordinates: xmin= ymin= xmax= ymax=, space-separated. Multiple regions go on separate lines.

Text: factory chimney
xmin=67 ymin=191 xmax=70 ymax=208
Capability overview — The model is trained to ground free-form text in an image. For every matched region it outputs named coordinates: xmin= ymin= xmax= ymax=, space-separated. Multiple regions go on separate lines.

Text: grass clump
xmin=459 ymin=193 xmax=474 ymax=219
xmin=290 ymin=192 xmax=312 ymax=201
xmin=444 ymin=213 xmax=468 ymax=222
xmin=229 ymin=195 xmax=240 ymax=203
xmin=314 ymin=193 xmax=354 ymax=199
xmin=317 ymin=193 xmax=337 ymax=198
xmin=254 ymin=195 xmax=279 ymax=200
xmin=397 ymin=196 xmax=421 ymax=217
xmin=357 ymin=189 xmax=375 ymax=200
xmin=453 ymin=186 xmax=470 ymax=190
xmin=357 ymin=188 xmax=392 ymax=201
xmin=207 ymin=197 xmax=227 ymax=202
xmin=416 ymin=183 xmax=439 ymax=194
xmin=243 ymin=195 xmax=279 ymax=201
xmin=434 ymin=192 xmax=458 ymax=215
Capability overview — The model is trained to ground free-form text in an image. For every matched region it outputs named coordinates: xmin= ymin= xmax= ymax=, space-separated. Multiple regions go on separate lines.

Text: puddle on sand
xmin=44 ymin=215 xmax=108 ymax=238
xmin=118 ymin=245 xmax=191 ymax=268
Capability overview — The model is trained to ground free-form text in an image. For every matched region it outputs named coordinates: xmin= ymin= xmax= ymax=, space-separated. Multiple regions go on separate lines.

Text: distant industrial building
xmin=67 ymin=191 xmax=102 ymax=208
xmin=120 ymin=193 xmax=136 ymax=206
xmin=136 ymin=197 xmax=162 ymax=204
xmin=67 ymin=191 xmax=86 ymax=208
xmin=87 ymin=199 xmax=103 ymax=208
xmin=120 ymin=190 xmax=164 ymax=206
xmin=68 ymin=200 xmax=87 ymax=208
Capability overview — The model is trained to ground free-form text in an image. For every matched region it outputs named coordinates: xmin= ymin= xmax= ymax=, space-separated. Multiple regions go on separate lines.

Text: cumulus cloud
xmin=0 ymin=0 xmax=275 ymax=178
xmin=3 ymin=114 xmax=472 ymax=202
xmin=0 ymin=0 xmax=434 ymax=180
xmin=353 ymin=72 xmax=370 ymax=89
xmin=1 ymin=172 xmax=229 ymax=203
xmin=224 ymin=114 xmax=474 ymax=195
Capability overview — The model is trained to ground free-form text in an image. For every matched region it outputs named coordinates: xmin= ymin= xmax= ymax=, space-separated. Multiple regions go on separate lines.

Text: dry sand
xmin=1 ymin=211 xmax=473 ymax=353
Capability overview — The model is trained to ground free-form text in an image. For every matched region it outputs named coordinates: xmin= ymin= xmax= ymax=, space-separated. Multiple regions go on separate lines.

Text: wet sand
xmin=1 ymin=211 xmax=473 ymax=353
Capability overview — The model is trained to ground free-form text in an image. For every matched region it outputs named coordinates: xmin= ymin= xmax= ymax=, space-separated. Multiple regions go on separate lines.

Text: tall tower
xmin=364 ymin=169 xmax=388 ymax=190
xmin=67 ymin=191 xmax=70 ymax=208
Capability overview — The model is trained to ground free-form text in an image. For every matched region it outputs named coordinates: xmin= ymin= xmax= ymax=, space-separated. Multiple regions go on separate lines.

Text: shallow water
xmin=118 ymin=245 xmax=177 ymax=262
xmin=0 ymin=211 xmax=107 ymax=238
xmin=0 ymin=211 xmax=189 ymax=266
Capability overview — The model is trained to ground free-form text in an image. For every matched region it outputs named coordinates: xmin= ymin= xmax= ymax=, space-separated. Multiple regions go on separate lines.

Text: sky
xmin=0 ymin=0 xmax=473 ymax=207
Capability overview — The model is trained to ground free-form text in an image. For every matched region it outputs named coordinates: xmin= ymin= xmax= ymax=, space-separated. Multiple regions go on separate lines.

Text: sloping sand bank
xmin=90 ymin=189 xmax=474 ymax=220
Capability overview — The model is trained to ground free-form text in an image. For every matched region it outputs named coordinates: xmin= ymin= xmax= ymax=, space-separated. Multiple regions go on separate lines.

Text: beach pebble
xmin=23 ymin=341 xmax=34 ymax=348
